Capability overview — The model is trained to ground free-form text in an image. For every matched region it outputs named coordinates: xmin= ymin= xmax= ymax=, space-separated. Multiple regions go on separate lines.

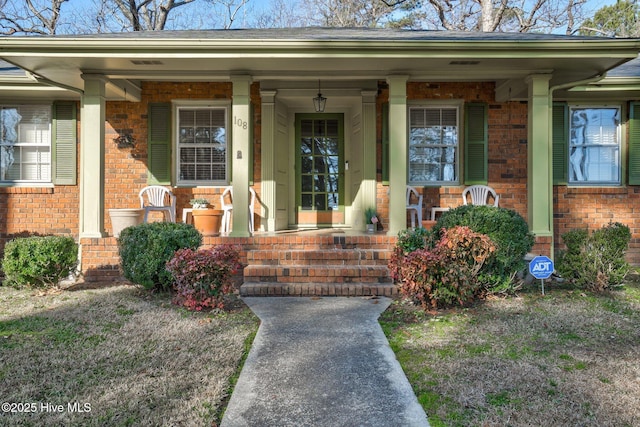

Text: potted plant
xmin=364 ymin=207 xmax=379 ymax=233
xmin=190 ymin=198 xmax=210 ymax=209
xmin=190 ymin=198 xmax=223 ymax=236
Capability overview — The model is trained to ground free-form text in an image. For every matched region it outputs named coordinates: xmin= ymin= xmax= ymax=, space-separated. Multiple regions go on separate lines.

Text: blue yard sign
xmin=529 ymin=255 xmax=554 ymax=295
xmin=529 ymin=256 xmax=554 ymax=279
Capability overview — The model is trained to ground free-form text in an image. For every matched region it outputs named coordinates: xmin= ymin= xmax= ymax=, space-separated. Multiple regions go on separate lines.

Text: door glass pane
xmin=314 ymin=194 xmax=326 ymax=210
xmin=302 ymin=175 xmax=313 ymax=191
xmin=301 ymin=120 xmax=313 ymax=137
xmin=314 ymin=157 xmax=327 ymax=173
xmin=301 ymin=194 xmax=313 ymax=209
xmin=301 ymin=156 xmax=313 ymax=173
xmin=301 ymin=138 xmax=313 ymax=154
xmin=328 ymin=193 xmax=339 ymax=210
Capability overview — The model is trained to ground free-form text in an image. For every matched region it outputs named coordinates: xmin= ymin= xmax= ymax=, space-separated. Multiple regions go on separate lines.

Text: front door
xmin=295 ymin=114 xmax=345 ymax=226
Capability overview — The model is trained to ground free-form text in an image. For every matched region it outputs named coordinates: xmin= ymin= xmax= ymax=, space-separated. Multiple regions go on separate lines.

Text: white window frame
xmin=407 ymin=101 xmax=461 ymax=186
xmin=568 ymin=105 xmax=621 ymax=186
xmin=173 ymin=100 xmax=230 ymax=187
xmin=0 ymin=104 xmax=52 ymax=185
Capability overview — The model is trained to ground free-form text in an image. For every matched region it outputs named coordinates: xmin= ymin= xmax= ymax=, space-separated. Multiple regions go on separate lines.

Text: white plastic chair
xmin=462 ymin=185 xmax=499 ymax=207
xmin=220 ymin=186 xmax=257 ymax=233
xmin=139 ymin=185 xmax=176 ymax=223
xmin=406 ymin=186 xmax=423 ymax=228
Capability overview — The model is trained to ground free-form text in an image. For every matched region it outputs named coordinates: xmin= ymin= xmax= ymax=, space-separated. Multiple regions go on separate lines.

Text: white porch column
xmin=386 ymin=75 xmax=409 ymax=235
xmin=230 ymin=75 xmax=252 ymax=237
xmin=526 ymin=74 xmax=553 ymax=238
xmin=360 ymin=90 xmax=378 ymax=230
xmin=79 ymin=74 xmax=106 ymax=238
xmin=260 ymin=90 xmax=277 ymax=232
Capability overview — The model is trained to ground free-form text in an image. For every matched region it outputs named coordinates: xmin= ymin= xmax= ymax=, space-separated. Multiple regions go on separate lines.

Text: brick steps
xmin=244 ymin=265 xmax=392 ymax=283
xmin=246 ymin=249 xmax=391 ymax=266
xmin=241 ymin=246 xmax=396 ymax=297
xmin=240 ymin=282 xmax=396 ymax=297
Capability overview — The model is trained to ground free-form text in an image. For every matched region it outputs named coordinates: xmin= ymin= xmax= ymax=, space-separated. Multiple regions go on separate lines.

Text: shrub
xmin=389 ymin=227 xmax=436 ymax=281
xmin=395 ymin=226 xmax=496 ymax=309
xmin=557 ymin=222 xmax=631 ymax=292
xmin=432 ymin=205 xmax=534 ymax=293
xmin=2 ymin=236 xmax=78 ymax=288
xmin=166 ymin=245 xmax=242 ymax=311
xmin=118 ymin=222 xmax=202 ymax=291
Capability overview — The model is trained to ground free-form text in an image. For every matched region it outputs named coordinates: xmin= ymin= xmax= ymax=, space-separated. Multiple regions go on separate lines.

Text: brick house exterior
xmin=0 ymin=29 xmax=639 ymax=281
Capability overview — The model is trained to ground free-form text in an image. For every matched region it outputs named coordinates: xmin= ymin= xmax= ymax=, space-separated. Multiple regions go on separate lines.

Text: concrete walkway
xmin=221 ymin=297 xmax=430 ymax=427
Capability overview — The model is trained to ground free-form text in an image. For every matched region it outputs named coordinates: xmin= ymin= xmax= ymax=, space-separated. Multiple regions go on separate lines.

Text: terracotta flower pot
xmin=192 ymin=209 xmax=223 ymax=236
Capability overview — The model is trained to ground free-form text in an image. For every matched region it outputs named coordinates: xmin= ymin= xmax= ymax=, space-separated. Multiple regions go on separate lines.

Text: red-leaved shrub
xmin=166 ymin=245 xmax=242 ymax=311
xmin=394 ymin=226 xmax=496 ymax=309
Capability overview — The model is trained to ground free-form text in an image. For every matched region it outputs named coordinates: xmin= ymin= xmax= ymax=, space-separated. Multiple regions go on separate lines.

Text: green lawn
xmin=0 ymin=283 xmax=258 ymax=426
xmin=381 ymin=274 xmax=640 ymax=427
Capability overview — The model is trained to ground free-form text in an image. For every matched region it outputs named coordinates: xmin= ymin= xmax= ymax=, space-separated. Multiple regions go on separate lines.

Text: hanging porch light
xmin=313 ymin=80 xmax=327 ymax=112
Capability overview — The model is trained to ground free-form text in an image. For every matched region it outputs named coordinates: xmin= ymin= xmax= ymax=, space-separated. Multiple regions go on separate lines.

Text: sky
xmin=62 ymin=0 xmax=623 ymax=31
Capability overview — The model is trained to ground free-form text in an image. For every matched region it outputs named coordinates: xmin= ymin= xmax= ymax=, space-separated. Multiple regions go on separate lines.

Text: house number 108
xmin=234 ymin=116 xmax=248 ymax=130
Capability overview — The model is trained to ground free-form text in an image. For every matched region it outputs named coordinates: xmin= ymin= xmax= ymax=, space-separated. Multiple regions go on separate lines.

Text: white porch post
xmin=526 ymin=74 xmax=554 ymax=239
xmin=79 ymin=74 xmax=106 ymax=238
xmin=230 ymin=75 xmax=252 ymax=237
xmin=260 ymin=90 xmax=277 ymax=232
xmin=386 ymin=75 xmax=409 ymax=235
xmin=361 ymin=90 xmax=378 ymax=230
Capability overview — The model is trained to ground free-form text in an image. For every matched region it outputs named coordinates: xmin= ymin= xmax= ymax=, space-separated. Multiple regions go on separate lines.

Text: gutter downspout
xmin=550 ymin=73 xmax=606 ymax=94
xmin=546 ymin=72 xmax=606 ymax=260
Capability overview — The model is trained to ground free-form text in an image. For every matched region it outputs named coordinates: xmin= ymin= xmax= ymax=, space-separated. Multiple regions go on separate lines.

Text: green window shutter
xmin=147 ymin=103 xmax=171 ymax=185
xmin=381 ymin=102 xmax=389 ymax=184
xmin=629 ymin=102 xmax=640 ymax=185
xmin=464 ymin=102 xmax=488 ymax=185
xmin=52 ymin=101 xmax=77 ymax=185
xmin=552 ymin=102 xmax=568 ymax=185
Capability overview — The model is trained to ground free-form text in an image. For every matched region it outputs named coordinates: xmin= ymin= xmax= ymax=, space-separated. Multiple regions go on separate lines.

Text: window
xmin=0 ymin=105 xmax=51 ymax=183
xmin=568 ymin=106 xmax=620 ymax=185
xmin=408 ymin=106 xmax=459 ymax=185
xmin=176 ymin=106 xmax=228 ymax=185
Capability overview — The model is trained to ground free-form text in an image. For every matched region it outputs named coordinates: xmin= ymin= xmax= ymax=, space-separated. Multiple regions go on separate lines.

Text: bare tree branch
xmin=0 ymin=0 xmax=69 ymax=35
xmin=109 ymin=0 xmax=196 ymax=31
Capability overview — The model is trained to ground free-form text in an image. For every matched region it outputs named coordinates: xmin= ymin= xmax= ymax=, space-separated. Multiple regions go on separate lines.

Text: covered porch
xmin=1 ymin=29 xmax=638 ymax=279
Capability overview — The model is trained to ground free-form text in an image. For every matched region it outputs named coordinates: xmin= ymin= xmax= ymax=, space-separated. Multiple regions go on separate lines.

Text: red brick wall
xmin=554 ymin=186 xmax=640 ymax=262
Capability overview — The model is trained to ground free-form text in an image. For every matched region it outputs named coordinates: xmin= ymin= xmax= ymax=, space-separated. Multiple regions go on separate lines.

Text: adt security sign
xmin=529 ymin=256 xmax=554 ymax=280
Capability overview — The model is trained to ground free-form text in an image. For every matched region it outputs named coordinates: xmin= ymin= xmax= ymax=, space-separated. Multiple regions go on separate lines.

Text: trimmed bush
xmin=2 ymin=236 xmax=78 ymax=288
xmin=118 ymin=222 xmax=202 ymax=291
xmin=396 ymin=226 xmax=496 ymax=309
xmin=432 ymin=205 xmax=534 ymax=293
xmin=557 ymin=222 xmax=631 ymax=292
xmin=389 ymin=227 xmax=435 ymax=281
xmin=166 ymin=245 xmax=242 ymax=311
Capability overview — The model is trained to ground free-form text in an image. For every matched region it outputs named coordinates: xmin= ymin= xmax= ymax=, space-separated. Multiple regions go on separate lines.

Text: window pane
xmin=177 ymin=107 xmax=227 ymax=184
xmin=408 ymin=106 xmax=458 ymax=184
xmin=569 ymin=107 xmax=620 ymax=184
xmin=0 ymin=105 xmax=51 ymax=183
